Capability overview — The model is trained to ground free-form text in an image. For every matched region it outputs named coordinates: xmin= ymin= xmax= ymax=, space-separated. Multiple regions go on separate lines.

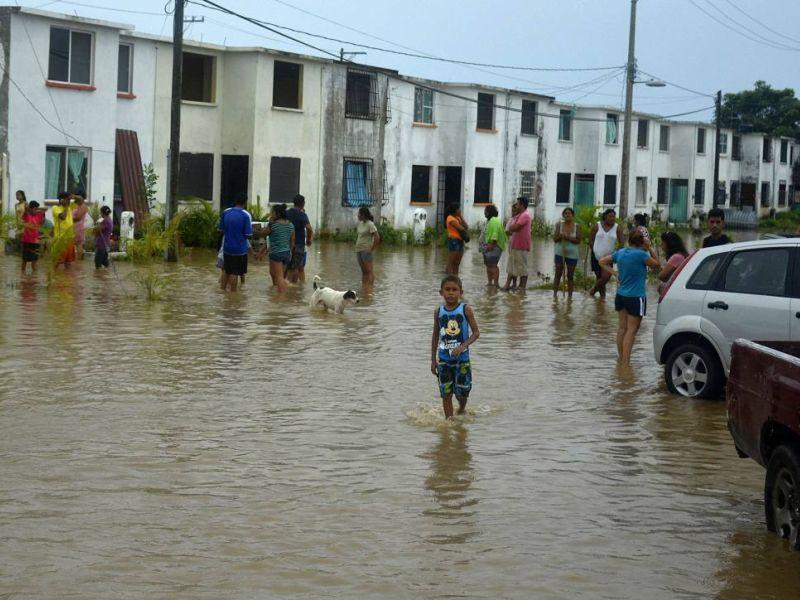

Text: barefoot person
xmin=20 ymin=201 xmax=45 ymax=274
xmin=355 ymin=206 xmax=380 ymax=289
xmin=502 ymin=197 xmax=532 ymax=291
xmin=286 ymin=194 xmax=313 ymax=284
xmin=216 ymin=194 xmax=252 ymax=292
xmin=261 ymin=203 xmax=294 ymax=293
xmin=553 ymin=207 xmax=580 ymax=298
xmin=72 ymin=190 xmax=89 ymax=260
xmin=588 ymin=208 xmax=623 ymax=298
xmin=445 ymin=204 xmax=468 ymax=276
xmin=599 ymin=230 xmax=660 ymax=365
xmin=51 ymin=191 xmax=76 ymax=268
xmin=431 ymin=275 xmax=480 ymax=419
xmin=480 ymin=204 xmax=507 ymax=287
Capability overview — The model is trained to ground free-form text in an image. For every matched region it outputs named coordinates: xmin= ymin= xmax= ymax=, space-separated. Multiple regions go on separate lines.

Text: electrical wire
xmin=41 ymin=0 xmax=166 ymax=16
xmin=701 ymin=0 xmax=800 ymax=50
xmin=187 ymin=0 xmax=629 ymax=97
xmin=637 ymin=69 xmax=715 ymax=98
xmin=722 ymin=0 xmax=800 ymax=45
xmin=688 ymin=0 xmax=800 ymax=52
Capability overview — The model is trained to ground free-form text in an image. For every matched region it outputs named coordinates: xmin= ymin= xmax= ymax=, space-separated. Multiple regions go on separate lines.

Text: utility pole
xmin=618 ymin=0 xmax=637 ymax=221
xmin=165 ymin=0 xmax=185 ymax=262
xmin=713 ymin=90 xmax=722 ymax=207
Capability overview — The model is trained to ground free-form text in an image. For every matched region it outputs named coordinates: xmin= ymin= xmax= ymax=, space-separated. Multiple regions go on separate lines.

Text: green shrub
xmin=177 ymin=199 xmax=220 ymax=248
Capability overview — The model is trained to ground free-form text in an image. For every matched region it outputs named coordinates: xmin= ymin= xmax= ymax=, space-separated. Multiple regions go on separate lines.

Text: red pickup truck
xmin=727 ymin=339 xmax=800 ymax=548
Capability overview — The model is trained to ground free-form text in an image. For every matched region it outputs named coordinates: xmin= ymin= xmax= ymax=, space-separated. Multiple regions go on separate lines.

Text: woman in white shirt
xmin=588 ymin=208 xmax=624 ymax=298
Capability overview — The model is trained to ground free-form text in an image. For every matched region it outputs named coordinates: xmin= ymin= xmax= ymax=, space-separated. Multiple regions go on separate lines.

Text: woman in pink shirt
xmin=658 ymin=231 xmax=689 ymax=294
xmin=72 ymin=190 xmax=89 ymax=261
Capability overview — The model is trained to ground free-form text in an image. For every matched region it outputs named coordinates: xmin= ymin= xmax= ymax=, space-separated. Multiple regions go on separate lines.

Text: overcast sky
xmin=20 ymin=0 xmax=800 ymax=121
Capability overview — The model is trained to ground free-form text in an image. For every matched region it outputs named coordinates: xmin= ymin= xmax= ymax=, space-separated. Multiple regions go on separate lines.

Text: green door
xmin=669 ymin=179 xmax=689 ymax=223
xmin=574 ymin=175 xmax=595 ymax=209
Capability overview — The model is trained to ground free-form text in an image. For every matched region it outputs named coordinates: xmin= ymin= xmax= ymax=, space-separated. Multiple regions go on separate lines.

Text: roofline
xmin=1 ymin=5 xmax=131 ymax=31
xmin=438 ymin=81 xmax=554 ymax=100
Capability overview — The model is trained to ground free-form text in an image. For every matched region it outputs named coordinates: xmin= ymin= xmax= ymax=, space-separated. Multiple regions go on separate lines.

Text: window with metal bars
xmin=413 ymin=87 xmax=434 ymax=124
xmin=342 ymin=158 xmax=375 ymax=207
xmin=477 ymin=93 xmax=495 ymax=130
xmin=519 ymin=170 xmax=535 ymax=202
xmin=345 ymin=69 xmax=378 ymax=119
xmin=521 ymin=101 xmax=537 ymax=135
xmin=694 ymin=179 xmax=705 ymax=206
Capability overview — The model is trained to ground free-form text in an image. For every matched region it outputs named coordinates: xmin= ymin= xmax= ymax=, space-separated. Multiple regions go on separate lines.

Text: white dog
xmin=310 ymin=275 xmax=360 ymax=314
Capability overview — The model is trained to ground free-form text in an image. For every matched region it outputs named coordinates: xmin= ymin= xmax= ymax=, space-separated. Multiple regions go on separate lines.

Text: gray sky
xmin=20 ymin=0 xmax=800 ymax=121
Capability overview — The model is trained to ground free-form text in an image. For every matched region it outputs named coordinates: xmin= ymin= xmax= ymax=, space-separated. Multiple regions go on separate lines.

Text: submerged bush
xmin=177 ymin=199 xmax=220 ymax=249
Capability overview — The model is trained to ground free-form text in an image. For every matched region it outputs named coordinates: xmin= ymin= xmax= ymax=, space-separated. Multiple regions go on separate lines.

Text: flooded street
xmin=1 ymin=237 xmax=798 ymax=598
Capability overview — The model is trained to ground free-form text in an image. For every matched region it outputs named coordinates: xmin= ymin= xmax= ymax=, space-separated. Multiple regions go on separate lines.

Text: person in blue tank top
xmin=430 ymin=275 xmax=481 ymax=419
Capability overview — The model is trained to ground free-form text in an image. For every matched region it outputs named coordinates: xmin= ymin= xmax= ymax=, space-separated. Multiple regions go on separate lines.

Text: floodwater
xmin=1 ymin=235 xmax=797 ymax=599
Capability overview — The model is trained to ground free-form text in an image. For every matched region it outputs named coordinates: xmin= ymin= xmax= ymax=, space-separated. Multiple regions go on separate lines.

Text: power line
xmin=637 ymin=69 xmax=715 ymax=98
xmin=722 ymin=0 xmax=800 ymax=45
xmin=41 ymin=0 xmax=166 ymax=16
xmin=701 ymin=0 xmax=800 ymax=50
xmin=193 ymin=9 xmax=623 ymax=73
xmin=688 ymin=0 xmax=800 ymax=52
xmin=196 ymin=0 xmax=715 ymax=126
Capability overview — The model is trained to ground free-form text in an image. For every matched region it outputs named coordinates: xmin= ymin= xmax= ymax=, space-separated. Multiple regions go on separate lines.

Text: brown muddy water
xmin=1 ymin=236 xmax=797 ymax=599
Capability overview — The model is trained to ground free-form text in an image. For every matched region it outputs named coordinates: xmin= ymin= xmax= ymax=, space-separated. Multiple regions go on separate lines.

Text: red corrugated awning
xmin=115 ymin=129 xmax=149 ymax=225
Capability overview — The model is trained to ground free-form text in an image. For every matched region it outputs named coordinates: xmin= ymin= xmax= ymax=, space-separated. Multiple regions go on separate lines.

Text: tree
xmin=718 ymin=81 xmax=800 ymax=141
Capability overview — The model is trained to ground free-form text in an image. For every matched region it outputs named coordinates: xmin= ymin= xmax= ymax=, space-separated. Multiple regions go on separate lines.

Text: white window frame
xmin=117 ymin=42 xmax=134 ymax=94
xmin=606 ymin=113 xmax=619 ymax=145
xmin=413 ymin=87 xmax=434 ymax=125
xmin=44 ymin=145 xmax=91 ymax=200
xmin=719 ymin=132 xmax=728 ymax=155
xmin=635 ymin=176 xmax=647 ymax=206
xmin=696 ymin=128 xmax=706 ymax=155
xmin=48 ymin=26 xmax=94 ymax=85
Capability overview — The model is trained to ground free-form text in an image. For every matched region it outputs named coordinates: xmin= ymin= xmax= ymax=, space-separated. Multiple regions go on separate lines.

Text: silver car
xmin=654 ymin=237 xmax=800 ymax=398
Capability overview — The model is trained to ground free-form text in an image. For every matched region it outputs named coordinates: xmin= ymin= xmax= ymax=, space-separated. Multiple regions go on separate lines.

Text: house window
xmin=763 ymin=137 xmax=772 ymax=163
xmin=519 ymin=170 xmax=535 ymax=200
xmin=603 ymin=175 xmax=617 ymax=204
xmin=182 ymin=52 xmax=215 ymax=103
xmin=694 ymin=179 xmax=705 ymax=206
xmin=606 ymin=114 xmax=618 ymax=144
xmin=657 ymin=178 xmax=669 ymax=204
xmin=730 ymin=181 xmax=740 ymax=205
xmin=178 ymin=152 xmax=213 ymax=200
xmin=117 ymin=43 xmax=133 ymax=93
xmin=410 ymin=165 xmax=431 ymax=203
xmin=477 ymin=93 xmax=494 ymax=130
xmin=521 ymin=100 xmax=537 ymax=135
xmin=345 ymin=69 xmax=377 ymax=119
xmin=719 ymin=132 xmax=728 ymax=155
xmin=780 ymin=140 xmax=788 ymax=164
xmin=779 ymin=180 xmax=787 ymax=206
xmin=559 ymin=109 xmax=573 ymax=141
xmin=269 ymin=157 xmax=301 ymax=203
xmin=659 ymin=125 xmax=670 ymax=152
xmin=697 ymin=128 xmax=706 ymax=154
xmin=413 ymin=87 xmax=434 ymax=124
xmin=342 ymin=159 xmax=374 ymax=207
xmin=272 ymin=61 xmax=302 ymax=109
xmin=556 ymin=172 xmax=571 ymax=204
xmin=48 ymin=27 xmax=92 ymax=85
xmin=761 ymin=181 xmax=771 ymax=207
xmin=44 ymin=146 xmax=89 ymax=200
xmin=637 ymin=119 xmax=648 ymax=148
xmin=635 ymin=177 xmax=647 ymax=206
xmin=732 ymin=135 xmax=742 ymax=161
xmin=474 ymin=167 xmax=492 ymax=203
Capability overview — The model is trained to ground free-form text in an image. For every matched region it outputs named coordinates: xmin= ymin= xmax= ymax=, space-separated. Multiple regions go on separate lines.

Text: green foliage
xmin=0 ymin=213 xmax=18 ymax=242
xmin=533 ymin=268 xmax=594 ymax=292
xmin=759 ymin=209 xmax=800 ymax=230
xmin=247 ymin=200 xmax=267 ymax=222
xmin=177 ymin=199 xmax=220 ymax=249
xmin=143 ymin=162 xmax=158 ymax=208
xmin=719 ymin=81 xmax=800 ymax=140
xmin=531 ymin=217 xmax=551 ymax=239
xmin=126 ymin=213 xmax=181 ymax=263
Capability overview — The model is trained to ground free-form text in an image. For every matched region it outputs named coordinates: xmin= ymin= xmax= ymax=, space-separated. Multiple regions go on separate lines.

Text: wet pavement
xmin=1 ymin=237 xmax=797 ymax=598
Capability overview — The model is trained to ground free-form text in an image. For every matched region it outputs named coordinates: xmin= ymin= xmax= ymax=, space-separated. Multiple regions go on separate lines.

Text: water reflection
xmin=422 ymin=425 xmax=477 ymax=545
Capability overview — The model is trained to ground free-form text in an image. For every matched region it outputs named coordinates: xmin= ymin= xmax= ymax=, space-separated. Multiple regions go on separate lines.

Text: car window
xmin=721 ymin=248 xmax=789 ymax=297
xmin=687 ymin=254 xmax=725 ymax=290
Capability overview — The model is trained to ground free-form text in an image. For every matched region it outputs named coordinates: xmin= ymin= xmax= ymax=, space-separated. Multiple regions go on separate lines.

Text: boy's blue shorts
xmin=437 ymin=361 xmax=472 ymax=398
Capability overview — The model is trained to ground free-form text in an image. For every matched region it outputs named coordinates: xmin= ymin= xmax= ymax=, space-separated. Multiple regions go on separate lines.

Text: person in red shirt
xmin=502 ymin=197 xmax=532 ymax=291
xmin=20 ymin=201 xmax=45 ymax=274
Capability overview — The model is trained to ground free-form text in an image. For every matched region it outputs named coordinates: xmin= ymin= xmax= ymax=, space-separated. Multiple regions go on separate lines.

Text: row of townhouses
xmin=0 ymin=6 xmax=798 ymax=231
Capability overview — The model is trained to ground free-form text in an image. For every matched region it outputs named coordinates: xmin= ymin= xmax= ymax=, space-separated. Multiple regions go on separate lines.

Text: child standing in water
xmin=431 ymin=275 xmax=480 ymax=419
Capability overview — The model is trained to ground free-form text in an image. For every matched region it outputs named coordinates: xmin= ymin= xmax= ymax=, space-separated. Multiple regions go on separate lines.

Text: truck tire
xmin=765 ymin=445 xmax=800 ymax=549
xmin=664 ymin=343 xmax=723 ymax=399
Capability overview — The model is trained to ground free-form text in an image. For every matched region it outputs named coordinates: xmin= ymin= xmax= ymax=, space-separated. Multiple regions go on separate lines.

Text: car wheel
xmin=664 ymin=343 xmax=723 ymax=399
xmin=765 ymin=445 xmax=800 ymax=549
